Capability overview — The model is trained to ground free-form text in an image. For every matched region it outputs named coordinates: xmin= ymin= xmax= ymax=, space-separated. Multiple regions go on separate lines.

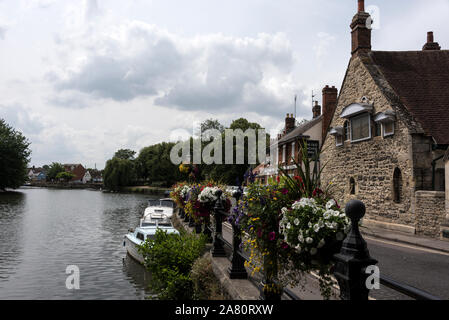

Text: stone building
xmin=320 ymin=0 xmax=449 ymax=238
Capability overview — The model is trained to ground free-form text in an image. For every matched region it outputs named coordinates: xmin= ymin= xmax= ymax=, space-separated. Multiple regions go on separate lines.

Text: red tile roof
xmin=368 ymin=50 xmax=449 ymax=144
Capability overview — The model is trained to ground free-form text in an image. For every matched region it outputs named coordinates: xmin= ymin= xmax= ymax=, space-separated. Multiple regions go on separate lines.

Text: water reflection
xmin=0 ymin=188 xmax=160 ymax=299
xmin=0 ymin=191 xmax=25 ymax=285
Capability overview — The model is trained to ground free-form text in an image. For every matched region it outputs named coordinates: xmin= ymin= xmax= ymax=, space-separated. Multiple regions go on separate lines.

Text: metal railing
xmin=203 ymin=190 xmax=443 ymax=301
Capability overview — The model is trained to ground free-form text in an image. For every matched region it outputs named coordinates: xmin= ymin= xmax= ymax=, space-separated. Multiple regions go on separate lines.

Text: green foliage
xmin=136 ymin=142 xmax=183 ymax=187
xmin=46 ymin=162 xmax=65 ymax=181
xmin=190 ymin=254 xmax=226 ymax=300
xmin=114 ymin=149 xmax=136 ymax=160
xmin=0 ymin=119 xmax=31 ymax=190
xmin=279 ymin=140 xmax=328 ymax=199
xmin=103 ymin=157 xmax=136 ymax=191
xmin=200 ymin=118 xmax=268 ymax=185
xmin=200 ymin=119 xmax=224 ymax=135
xmin=55 ymin=171 xmax=76 ymax=182
xmin=138 ymin=229 xmax=206 ymax=300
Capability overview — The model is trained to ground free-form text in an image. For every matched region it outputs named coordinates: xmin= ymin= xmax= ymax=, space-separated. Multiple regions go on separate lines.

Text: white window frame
xmin=344 ymin=121 xmax=351 ymax=141
xmin=282 ymin=145 xmax=286 ymax=163
xmin=336 ymin=135 xmax=343 ymax=147
xmin=382 ymin=121 xmax=395 ymax=137
xmin=350 ymin=113 xmax=372 ymax=143
xmin=291 ymin=142 xmax=295 ymax=161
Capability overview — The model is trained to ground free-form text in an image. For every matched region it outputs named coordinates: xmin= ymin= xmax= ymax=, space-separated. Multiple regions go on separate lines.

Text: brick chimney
xmin=423 ymin=31 xmax=441 ymax=51
xmin=313 ymin=101 xmax=321 ymax=119
xmin=285 ymin=114 xmax=295 ymax=134
xmin=350 ymin=0 xmax=371 ymax=56
xmin=322 ymin=85 xmax=338 ymax=143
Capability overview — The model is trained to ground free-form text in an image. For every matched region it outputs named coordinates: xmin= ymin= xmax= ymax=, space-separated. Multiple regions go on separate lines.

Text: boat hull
xmin=124 ymin=235 xmax=145 ymax=265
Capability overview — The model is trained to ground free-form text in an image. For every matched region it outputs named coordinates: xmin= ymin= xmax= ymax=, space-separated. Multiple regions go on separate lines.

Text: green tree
xmin=114 ymin=149 xmax=136 ymax=160
xmin=46 ymin=162 xmax=65 ymax=181
xmin=200 ymin=118 xmax=268 ymax=185
xmin=0 ymin=119 xmax=31 ymax=190
xmin=136 ymin=142 xmax=183 ymax=187
xmin=200 ymin=119 xmax=224 ymax=135
xmin=103 ymin=157 xmax=136 ymax=191
xmin=56 ymin=171 xmax=76 ymax=183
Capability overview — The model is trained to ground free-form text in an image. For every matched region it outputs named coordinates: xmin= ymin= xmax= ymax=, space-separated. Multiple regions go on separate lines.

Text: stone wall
xmin=445 ymin=156 xmax=449 ymax=220
xmin=415 ymin=191 xmax=446 ymax=237
xmin=320 ymin=55 xmax=416 ymax=227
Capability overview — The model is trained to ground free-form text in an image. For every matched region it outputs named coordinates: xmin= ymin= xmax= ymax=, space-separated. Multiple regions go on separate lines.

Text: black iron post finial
xmin=333 ymin=200 xmax=378 ymax=300
xmin=212 ymin=190 xmax=226 ymax=257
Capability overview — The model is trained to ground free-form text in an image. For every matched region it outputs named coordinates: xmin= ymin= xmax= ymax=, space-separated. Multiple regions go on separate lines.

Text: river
xmin=0 ymin=187 xmax=156 ymax=300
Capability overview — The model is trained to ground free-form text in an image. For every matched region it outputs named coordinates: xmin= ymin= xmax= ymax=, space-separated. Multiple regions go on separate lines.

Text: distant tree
xmin=42 ymin=165 xmax=50 ymax=172
xmin=0 ymin=119 xmax=31 ymax=190
xmin=56 ymin=171 xmax=75 ymax=183
xmin=103 ymin=157 xmax=137 ymax=191
xmin=200 ymin=119 xmax=224 ymax=135
xmin=114 ymin=149 xmax=136 ymax=160
xmin=200 ymin=118 xmax=268 ymax=185
xmin=46 ymin=162 xmax=65 ymax=181
xmin=136 ymin=142 xmax=183 ymax=187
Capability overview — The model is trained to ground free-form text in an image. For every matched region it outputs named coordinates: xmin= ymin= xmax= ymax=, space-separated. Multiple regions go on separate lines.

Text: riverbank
xmin=122 ymin=186 xmax=172 ymax=196
xmin=27 ymin=182 xmax=103 ymax=190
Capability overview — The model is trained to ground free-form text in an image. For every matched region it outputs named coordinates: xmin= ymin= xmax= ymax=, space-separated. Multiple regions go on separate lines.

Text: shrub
xmin=190 ymin=254 xmax=226 ymax=300
xmin=138 ymin=229 xmax=206 ymax=300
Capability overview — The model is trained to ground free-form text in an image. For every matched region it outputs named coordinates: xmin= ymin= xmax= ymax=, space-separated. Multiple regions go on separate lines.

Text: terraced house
xmin=320 ymin=0 xmax=449 ymax=239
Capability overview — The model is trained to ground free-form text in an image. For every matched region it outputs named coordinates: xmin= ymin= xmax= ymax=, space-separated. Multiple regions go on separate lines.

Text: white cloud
xmin=48 ymin=17 xmax=303 ymax=117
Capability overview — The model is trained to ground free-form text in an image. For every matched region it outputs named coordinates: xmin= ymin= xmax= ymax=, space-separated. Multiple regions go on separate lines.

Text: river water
xmin=0 ymin=187 xmax=157 ymax=300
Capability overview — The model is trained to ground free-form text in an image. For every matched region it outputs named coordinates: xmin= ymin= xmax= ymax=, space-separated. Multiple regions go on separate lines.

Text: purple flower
xmin=269 ymin=232 xmax=276 ymax=241
xmin=281 ymin=188 xmax=288 ymax=195
xmin=281 ymin=242 xmax=289 ymax=249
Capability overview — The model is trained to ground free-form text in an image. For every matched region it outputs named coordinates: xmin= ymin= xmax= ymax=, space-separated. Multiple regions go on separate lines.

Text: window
xmin=349 ymin=177 xmax=356 ymax=195
xmin=383 ymin=122 xmax=394 ymax=137
xmin=136 ymin=233 xmax=145 ymax=241
xmin=351 ymin=114 xmax=371 ymax=142
xmin=393 ymin=168 xmax=402 ymax=203
xmin=344 ymin=121 xmax=351 ymax=141
xmin=282 ymin=145 xmax=286 ymax=163
xmin=291 ymin=142 xmax=295 ymax=162
xmin=336 ymin=135 xmax=343 ymax=147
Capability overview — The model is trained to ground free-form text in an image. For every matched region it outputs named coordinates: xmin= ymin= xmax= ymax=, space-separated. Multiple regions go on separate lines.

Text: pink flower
xmin=269 ymin=232 xmax=276 ymax=241
xmin=281 ymin=188 xmax=288 ymax=195
xmin=281 ymin=242 xmax=289 ymax=249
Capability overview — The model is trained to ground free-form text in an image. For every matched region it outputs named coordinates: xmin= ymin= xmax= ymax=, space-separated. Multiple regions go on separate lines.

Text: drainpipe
xmin=432 ymin=155 xmax=444 ymax=191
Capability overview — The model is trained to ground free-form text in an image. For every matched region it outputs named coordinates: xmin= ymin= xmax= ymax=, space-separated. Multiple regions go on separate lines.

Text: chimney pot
xmin=423 ymin=31 xmax=441 ymax=51
xmin=358 ymin=0 xmax=365 ymax=12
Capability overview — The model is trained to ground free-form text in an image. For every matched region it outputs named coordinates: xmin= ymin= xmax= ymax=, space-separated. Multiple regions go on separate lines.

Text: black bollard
xmin=333 ymin=200 xmax=378 ymax=300
xmin=228 ymin=191 xmax=247 ymax=279
xmin=211 ymin=190 xmax=226 ymax=257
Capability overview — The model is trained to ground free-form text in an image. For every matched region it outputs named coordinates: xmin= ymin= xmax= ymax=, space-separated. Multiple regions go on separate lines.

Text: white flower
xmin=286 ymin=223 xmax=291 ymax=230
xmin=323 ymin=211 xmax=331 ymax=220
xmin=317 ymin=239 xmax=326 ymax=248
xmin=336 ymin=232 xmax=345 ymax=241
xmin=310 ymin=248 xmax=318 ymax=255
xmin=305 ymin=237 xmax=313 ymax=244
xmin=339 ymin=213 xmax=346 ymax=218
xmin=332 ymin=210 xmax=340 ymax=217
xmin=292 ymin=198 xmax=317 ymax=210
xmin=298 ymin=235 xmax=304 ymax=243
xmin=313 ymin=224 xmax=320 ymax=233
xmin=295 ymin=245 xmax=302 ymax=253
xmin=331 ymin=222 xmax=338 ymax=229
xmin=326 ymin=199 xmax=336 ymax=210
xmin=308 ymin=222 xmax=312 ymax=228
xmin=281 ymin=207 xmax=288 ymax=214
xmin=294 ymin=218 xmax=300 ymax=226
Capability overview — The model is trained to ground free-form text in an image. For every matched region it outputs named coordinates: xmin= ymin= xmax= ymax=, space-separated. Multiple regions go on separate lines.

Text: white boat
xmin=143 ymin=198 xmax=176 ymax=220
xmin=124 ymin=198 xmax=179 ymax=264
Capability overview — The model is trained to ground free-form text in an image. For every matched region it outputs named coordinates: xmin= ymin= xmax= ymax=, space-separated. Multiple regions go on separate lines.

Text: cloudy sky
xmin=1 ymin=0 xmax=448 ymax=169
